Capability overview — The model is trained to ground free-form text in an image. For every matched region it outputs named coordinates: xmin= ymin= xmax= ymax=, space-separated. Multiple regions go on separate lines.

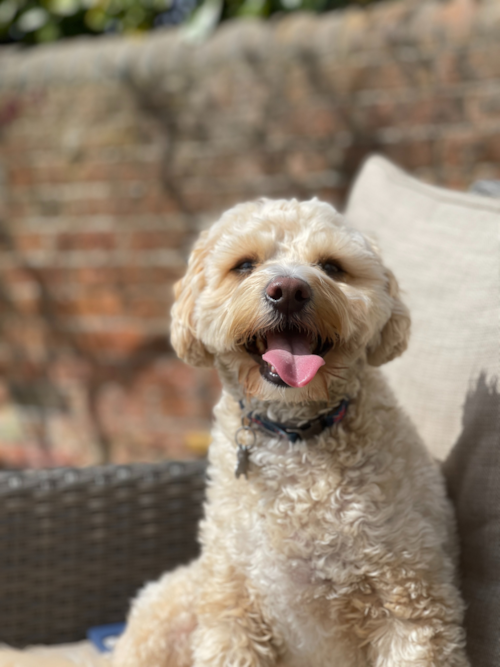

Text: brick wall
xmin=0 ymin=0 xmax=498 ymax=466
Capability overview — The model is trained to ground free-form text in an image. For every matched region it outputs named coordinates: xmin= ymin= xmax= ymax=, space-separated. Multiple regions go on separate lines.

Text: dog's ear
xmin=366 ymin=268 xmax=411 ymax=367
xmin=170 ymin=231 xmax=214 ymax=367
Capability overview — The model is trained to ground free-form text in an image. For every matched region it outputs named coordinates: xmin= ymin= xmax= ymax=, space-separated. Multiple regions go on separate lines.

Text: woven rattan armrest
xmin=0 ymin=460 xmax=207 ymax=648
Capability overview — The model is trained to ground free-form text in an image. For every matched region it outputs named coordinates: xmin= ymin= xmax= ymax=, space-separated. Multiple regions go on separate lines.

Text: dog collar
xmin=240 ymin=399 xmax=349 ymax=444
xmin=235 ymin=398 xmax=349 ymax=478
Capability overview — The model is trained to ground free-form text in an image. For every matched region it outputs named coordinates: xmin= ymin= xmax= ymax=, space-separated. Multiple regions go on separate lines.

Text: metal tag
xmin=235 ymin=445 xmax=251 ymax=479
xmin=234 ymin=425 xmax=256 ymax=479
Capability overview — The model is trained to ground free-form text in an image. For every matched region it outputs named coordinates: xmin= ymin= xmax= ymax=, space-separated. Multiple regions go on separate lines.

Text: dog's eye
xmin=233 ymin=259 xmax=256 ymax=273
xmin=320 ymin=260 xmax=343 ymax=277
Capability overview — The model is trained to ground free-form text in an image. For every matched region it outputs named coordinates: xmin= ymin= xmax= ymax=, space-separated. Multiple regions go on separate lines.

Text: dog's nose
xmin=265 ymin=276 xmax=311 ymax=314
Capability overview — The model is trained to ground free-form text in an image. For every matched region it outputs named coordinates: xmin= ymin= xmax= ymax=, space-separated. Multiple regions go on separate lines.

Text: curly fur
xmin=114 ymin=199 xmax=468 ymax=667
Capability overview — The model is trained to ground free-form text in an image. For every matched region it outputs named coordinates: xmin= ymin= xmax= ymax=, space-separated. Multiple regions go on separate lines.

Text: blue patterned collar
xmin=239 ymin=399 xmax=349 ymax=444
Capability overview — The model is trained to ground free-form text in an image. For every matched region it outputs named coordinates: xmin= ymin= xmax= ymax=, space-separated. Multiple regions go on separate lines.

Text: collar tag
xmin=235 ymin=444 xmax=251 ymax=479
xmin=234 ymin=425 xmax=257 ymax=479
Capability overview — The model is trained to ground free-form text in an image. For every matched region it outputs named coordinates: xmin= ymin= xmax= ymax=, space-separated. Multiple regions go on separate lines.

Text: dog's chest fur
xmin=243 ymin=448 xmax=378 ymax=666
xmin=247 ymin=441 xmax=394 ymax=664
xmin=202 ymin=370 xmax=452 ymax=665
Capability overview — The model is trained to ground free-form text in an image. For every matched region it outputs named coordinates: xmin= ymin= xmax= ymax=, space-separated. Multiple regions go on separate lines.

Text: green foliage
xmin=221 ymin=0 xmax=378 ymax=21
xmin=0 ymin=0 xmax=383 ymax=44
xmin=0 ymin=0 xmax=186 ymax=43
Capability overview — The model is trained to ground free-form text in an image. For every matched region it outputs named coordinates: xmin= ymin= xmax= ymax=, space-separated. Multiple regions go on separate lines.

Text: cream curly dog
xmin=114 ymin=199 xmax=468 ymax=667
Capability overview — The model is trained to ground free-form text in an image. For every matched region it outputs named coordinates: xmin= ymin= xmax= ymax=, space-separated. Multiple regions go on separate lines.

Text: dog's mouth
xmin=244 ymin=325 xmax=333 ymax=388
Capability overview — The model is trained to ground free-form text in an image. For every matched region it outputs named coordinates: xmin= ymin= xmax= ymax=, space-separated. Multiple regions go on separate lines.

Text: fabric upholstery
xmin=345 ymin=155 xmax=500 ymax=667
xmin=443 ymin=374 xmax=500 ymax=667
xmin=0 ymin=642 xmax=108 ymax=667
xmin=345 ymin=155 xmax=499 ymax=461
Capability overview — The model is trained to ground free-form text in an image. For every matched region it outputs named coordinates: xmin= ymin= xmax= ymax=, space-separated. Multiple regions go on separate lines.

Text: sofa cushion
xmin=0 ymin=641 xmax=108 ymax=666
xmin=345 ymin=155 xmax=499 ymax=461
xmin=345 ymin=155 xmax=500 ymax=667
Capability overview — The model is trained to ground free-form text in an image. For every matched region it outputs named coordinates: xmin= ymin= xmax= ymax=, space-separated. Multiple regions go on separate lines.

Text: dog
xmin=113 ymin=199 xmax=469 ymax=667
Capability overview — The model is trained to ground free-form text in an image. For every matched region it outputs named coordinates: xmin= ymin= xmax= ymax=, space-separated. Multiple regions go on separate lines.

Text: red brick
xmin=285 ymin=151 xmax=330 ymax=177
xmin=464 ymin=89 xmax=500 ymax=125
xmin=0 ymin=267 xmax=37 ymax=285
xmin=466 ymin=47 xmax=500 ymax=81
xmin=71 ymin=328 xmax=150 ymax=357
xmin=476 ymin=134 xmax=500 ymax=163
xmin=56 ymin=194 xmax=180 ymax=217
xmin=362 ymin=95 xmax=464 ymax=132
xmin=289 ymin=106 xmax=347 ymax=138
xmin=381 ymin=139 xmax=434 ymax=171
xmin=54 ymin=291 xmax=124 ymax=318
xmin=9 ymin=161 xmax=162 ymax=186
xmin=437 ymin=131 xmax=479 ymax=168
xmin=15 ymin=232 xmax=50 ymax=253
xmin=128 ymin=298 xmax=169 ymax=320
xmin=126 ymin=230 xmax=185 ymax=251
xmin=56 ymin=232 xmax=118 ymax=252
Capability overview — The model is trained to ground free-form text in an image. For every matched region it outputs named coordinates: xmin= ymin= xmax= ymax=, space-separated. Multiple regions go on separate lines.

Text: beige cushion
xmin=345 ymin=155 xmax=499 ymax=461
xmin=346 ymin=155 xmax=500 ymax=667
xmin=0 ymin=642 xmax=109 ymax=667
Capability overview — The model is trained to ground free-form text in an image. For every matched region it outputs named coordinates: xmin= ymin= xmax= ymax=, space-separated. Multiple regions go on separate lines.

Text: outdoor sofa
xmin=0 ymin=156 xmax=498 ymax=667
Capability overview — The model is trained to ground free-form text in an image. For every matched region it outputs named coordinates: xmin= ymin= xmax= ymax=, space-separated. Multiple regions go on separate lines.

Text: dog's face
xmin=171 ymin=199 xmax=410 ymax=403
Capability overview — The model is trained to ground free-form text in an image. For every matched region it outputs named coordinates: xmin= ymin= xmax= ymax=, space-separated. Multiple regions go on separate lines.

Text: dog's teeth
xmin=271 ymin=366 xmax=277 ymax=373
xmin=256 ymin=337 xmax=266 ymax=354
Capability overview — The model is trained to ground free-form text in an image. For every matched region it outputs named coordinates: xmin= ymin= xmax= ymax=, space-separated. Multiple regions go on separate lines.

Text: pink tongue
xmin=262 ymin=331 xmax=325 ymax=388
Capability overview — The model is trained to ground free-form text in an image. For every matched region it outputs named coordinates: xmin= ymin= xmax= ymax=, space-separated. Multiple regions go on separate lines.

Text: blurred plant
xmin=0 ymin=0 xmax=384 ymax=45
xmin=221 ymin=0 xmax=379 ymax=20
xmin=0 ymin=0 xmax=198 ymax=44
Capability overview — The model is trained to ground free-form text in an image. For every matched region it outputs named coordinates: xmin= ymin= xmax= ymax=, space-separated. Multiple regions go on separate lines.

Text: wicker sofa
xmin=0 ymin=156 xmax=498 ymax=667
